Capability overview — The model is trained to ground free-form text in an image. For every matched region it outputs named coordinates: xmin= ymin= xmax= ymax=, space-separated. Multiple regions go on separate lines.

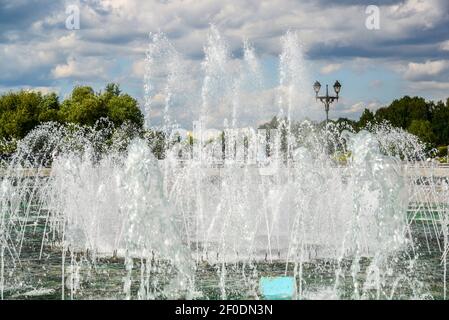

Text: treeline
xmin=0 ymin=83 xmax=143 ymax=141
xmin=357 ymin=96 xmax=449 ymax=148
xmin=1 ymin=85 xmax=448 ymax=155
xmin=347 ymin=96 xmax=449 ymax=156
xmin=262 ymin=96 xmax=449 ymax=154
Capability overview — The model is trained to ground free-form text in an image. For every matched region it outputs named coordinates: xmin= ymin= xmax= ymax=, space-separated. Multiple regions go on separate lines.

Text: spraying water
xmin=0 ymin=27 xmax=448 ymax=300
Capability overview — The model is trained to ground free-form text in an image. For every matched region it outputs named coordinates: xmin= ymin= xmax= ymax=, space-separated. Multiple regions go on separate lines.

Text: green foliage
xmin=375 ymin=96 xmax=430 ymax=129
xmin=333 ymin=117 xmax=357 ymax=131
xmin=431 ymin=100 xmax=449 ymax=146
xmin=437 ymin=145 xmax=448 ymax=158
xmin=407 ymin=120 xmax=435 ymax=144
xmin=144 ymin=130 xmax=167 ymax=159
xmin=0 ymin=138 xmax=17 ymax=158
xmin=60 ymin=87 xmax=107 ymax=126
xmin=60 ymin=83 xmax=143 ymax=128
xmin=358 ymin=108 xmax=375 ymax=129
xmin=360 ymin=96 xmax=449 ymax=147
xmin=38 ymin=93 xmax=60 ymax=123
xmin=1 ymin=85 xmax=448 ymax=160
xmin=0 ymin=83 xmax=144 ymax=143
xmin=71 ymin=86 xmax=95 ymax=103
xmin=259 ymin=116 xmax=280 ymax=130
xmin=105 ymin=94 xmax=143 ymax=128
xmin=105 ymin=83 xmax=121 ymax=97
xmin=0 ymin=90 xmax=44 ymax=139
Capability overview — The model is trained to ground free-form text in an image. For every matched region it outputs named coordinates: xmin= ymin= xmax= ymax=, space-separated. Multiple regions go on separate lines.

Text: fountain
xmin=0 ymin=27 xmax=448 ymax=300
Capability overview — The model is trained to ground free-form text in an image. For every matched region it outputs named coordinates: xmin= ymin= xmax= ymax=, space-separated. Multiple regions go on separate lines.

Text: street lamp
xmin=314 ymin=80 xmax=342 ymax=126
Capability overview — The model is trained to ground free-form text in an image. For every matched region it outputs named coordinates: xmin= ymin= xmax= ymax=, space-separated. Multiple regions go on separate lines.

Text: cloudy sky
xmin=1 ymin=0 xmax=449 ymax=128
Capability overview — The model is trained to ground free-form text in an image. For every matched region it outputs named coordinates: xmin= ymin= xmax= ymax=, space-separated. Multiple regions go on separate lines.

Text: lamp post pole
xmin=313 ymin=80 xmax=342 ymax=128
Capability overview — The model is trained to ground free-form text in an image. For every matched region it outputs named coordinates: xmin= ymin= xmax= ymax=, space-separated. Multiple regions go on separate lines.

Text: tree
xmin=100 ymin=83 xmax=143 ymax=128
xmin=0 ymin=84 xmax=144 ymax=148
xmin=145 ymin=130 xmax=167 ymax=159
xmin=106 ymin=94 xmax=143 ymax=128
xmin=375 ymin=96 xmax=430 ymax=129
xmin=104 ymin=83 xmax=121 ymax=97
xmin=71 ymin=86 xmax=95 ymax=103
xmin=38 ymin=92 xmax=60 ymax=123
xmin=431 ymin=100 xmax=449 ymax=146
xmin=408 ymin=120 xmax=435 ymax=145
xmin=59 ymin=84 xmax=143 ymax=128
xmin=358 ymin=108 xmax=375 ymax=129
xmin=0 ymin=91 xmax=43 ymax=139
xmin=259 ymin=116 xmax=280 ymax=129
xmin=334 ymin=117 xmax=357 ymax=130
xmin=60 ymin=87 xmax=107 ymax=126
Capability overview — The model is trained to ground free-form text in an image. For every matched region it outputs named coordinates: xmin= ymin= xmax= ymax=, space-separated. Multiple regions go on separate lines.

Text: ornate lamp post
xmin=313 ymin=80 xmax=342 ymax=127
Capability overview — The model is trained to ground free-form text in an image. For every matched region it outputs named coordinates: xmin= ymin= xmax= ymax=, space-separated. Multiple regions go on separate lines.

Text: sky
xmin=1 ymin=0 xmax=449 ymax=129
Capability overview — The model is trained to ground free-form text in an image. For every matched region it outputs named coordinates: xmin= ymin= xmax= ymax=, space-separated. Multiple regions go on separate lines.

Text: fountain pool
xmin=0 ymin=28 xmax=448 ymax=300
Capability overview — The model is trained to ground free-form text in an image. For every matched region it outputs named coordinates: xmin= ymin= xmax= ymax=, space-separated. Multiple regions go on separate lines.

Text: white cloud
xmin=339 ymin=101 xmax=382 ymax=117
xmin=2 ymin=0 xmax=449 ymax=126
xmin=406 ymin=80 xmax=449 ymax=101
xmin=25 ymin=86 xmax=60 ymax=95
xmin=51 ymin=57 xmax=110 ymax=80
xmin=345 ymin=102 xmax=365 ymax=114
xmin=0 ymin=85 xmax=60 ymax=95
xmin=389 ymin=0 xmax=445 ymax=29
xmin=131 ymin=60 xmax=145 ymax=78
xmin=404 ymin=60 xmax=449 ymax=81
xmin=320 ymin=63 xmax=342 ymax=75
xmin=408 ymin=81 xmax=449 ymax=91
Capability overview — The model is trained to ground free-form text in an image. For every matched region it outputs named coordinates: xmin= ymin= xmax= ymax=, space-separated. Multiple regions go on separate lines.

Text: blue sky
xmin=1 ymin=0 xmax=449 ymax=128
